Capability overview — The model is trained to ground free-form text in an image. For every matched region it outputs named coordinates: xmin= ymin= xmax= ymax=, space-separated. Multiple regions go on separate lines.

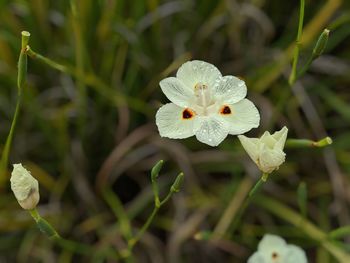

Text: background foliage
xmin=0 ymin=0 xmax=350 ymax=262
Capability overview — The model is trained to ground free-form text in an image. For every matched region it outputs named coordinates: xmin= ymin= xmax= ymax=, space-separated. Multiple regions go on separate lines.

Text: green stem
xmin=296 ymin=28 xmax=330 ymax=79
xmin=289 ymin=0 xmax=305 ymax=85
xmin=125 ymin=173 xmax=183 ymax=256
xmin=228 ymin=174 xmax=267 ymax=236
xmin=102 ymin=188 xmax=133 ymax=240
xmin=254 ymin=196 xmax=350 ymax=263
xmin=127 ymin=189 xmax=176 ymax=251
xmin=239 ymin=177 xmax=266 ymax=213
xmin=248 ymin=177 xmax=265 ymax=197
xmin=0 ymin=31 xmax=30 ymax=184
xmin=29 ymin=208 xmax=40 ymax=221
xmin=128 ymin=206 xmax=159 ymax=250
xmin=0 ymin=98 xmax=21 ymax=184
xmin=286 ymin=137 xmax=332 ymax=148
xmin=160 ymin=191 xmax=173 ymax=206
xmin=71 ymin=0 xmax=87 ymax=137
xmin=29 ymin=208 xmax=119 ymax=259
xmin=26 ymin=46 xmax=68 ymax=72
xmin=296 ymin=55 xmax=314 ymax=79
xmin=329 ymin=226 xmax=350 ymax=240
xmin=25 ymin=46 xmax=152 ymax=116
xmin=29 ymin=208 xmax=60 ymax=239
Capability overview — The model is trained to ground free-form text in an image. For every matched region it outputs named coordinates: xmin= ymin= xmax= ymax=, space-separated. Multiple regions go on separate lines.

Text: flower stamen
xmin=194 ymin=82 xmax=212 ymax=114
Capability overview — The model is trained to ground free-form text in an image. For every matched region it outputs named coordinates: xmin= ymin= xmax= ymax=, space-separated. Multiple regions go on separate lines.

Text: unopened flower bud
xmin=10 ymin=163 xmax=40 ymax=210
xmin=171 ymin=172 xmax=184 ymax=193
xmin=238 ymin=127 xmax=288 ymax=174
xmin=151 ymin=160 xmax=164 ymax=181
xmin=312 ymin=29 xmax=330 ymax=58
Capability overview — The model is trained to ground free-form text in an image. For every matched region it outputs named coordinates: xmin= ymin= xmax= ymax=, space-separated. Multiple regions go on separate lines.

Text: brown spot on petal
xmin=220 ymin=105 xmax=232 ymax=115
xmin=182 ymin=109 xmax=194 ymax=120
xmin=272 ymin=252 xmax=279 ymax=260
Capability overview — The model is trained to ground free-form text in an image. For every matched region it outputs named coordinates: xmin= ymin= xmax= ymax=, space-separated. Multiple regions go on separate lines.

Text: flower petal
xmin=238 ymin=135 xmax=260 ymax=163
xmin=214 ymin=75 xmax=247 ymax=104
xmin=272 ymin=126 xmax=288 ymax=151
xmin=285 ymin=244 xmax=308 ymax=263
xmin=258 ymin=234 xmax=289 ymax=263
xmin=258 ymin=234 xmax=287 ymax=252
xmin=176 ymin=60 xmax=222 ymax=90
xmin=221 ymin=99 xmax=260 ymax=135
xmin=260 ymin=131 xmax=277 ymax=149
xmin=156 ymin=103 xmax=195 ymax=139
xmin=160 ymin=77 xmax=194 ymax=108
xmin=11 ymin=164 xmax=39 ymax=201
xmin=194 ymin=115 xmax=228 ymax=147
xmin=259 ymin=149 xmax=286 ymax=173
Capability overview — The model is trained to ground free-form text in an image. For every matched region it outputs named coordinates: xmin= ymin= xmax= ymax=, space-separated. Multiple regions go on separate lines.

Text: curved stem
xmin=289 ymin=0 xmax=305 ymax=85
xmin=128 ymin=206 xmax=159 ymax=250
xmin=125 ymin=172 xmax=183 ymax=257
xmin=214 ymin=174 xmax=267 ymax=239
xmin=0 ymin=98 xmax=22 ymax=184
xmin=0 ymin=31 xmax=30 ymax=184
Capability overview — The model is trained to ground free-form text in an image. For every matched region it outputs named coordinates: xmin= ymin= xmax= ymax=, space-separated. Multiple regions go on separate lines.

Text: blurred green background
xmin=1 ymin=0 xmax=350 ymax=262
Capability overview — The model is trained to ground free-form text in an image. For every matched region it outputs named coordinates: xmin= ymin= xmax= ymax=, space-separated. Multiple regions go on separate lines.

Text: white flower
xmin=248 ymin=234 xmax=307 ymax=263
xmin=10 ymin=163 xmax=40 ymax=210
xmin=238 ymin=127 xmax=288 ymax=174
xmin=155 ymin=60 xmax=260 ymax=146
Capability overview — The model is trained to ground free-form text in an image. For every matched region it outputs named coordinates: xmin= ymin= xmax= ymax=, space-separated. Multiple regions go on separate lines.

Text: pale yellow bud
xmin=10 ymin=163 xmax=40 ymax=210
xmin=238 ymin=127 xmax=288 ymax=174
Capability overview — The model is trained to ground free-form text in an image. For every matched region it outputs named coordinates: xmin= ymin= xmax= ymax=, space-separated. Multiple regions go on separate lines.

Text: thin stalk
xmin=71 ymin=0 xmax=87 ymax=137
xmin=230 ymin=176 xmax=266 ymax=232
xmin=286 ymin=137 xmax=333 ymax=148
xmin=29 ymin=208 xmax=119 ymax=259
xmin=212 ymin=177 xmax=253 ymax=238
xmin=214 ymin=174 xmax=267 ymax=239
xmin=249 ymin=177 xmax=265 ymax=197
xmin=296 ymin=55 xmax=314 ymax=79
xmin=128 ymin=206 xmax=159 ymax=250
xmin=125 ymin=172 xmax=184 ymax=256
xmin=29 ymin=208 xmax=60 ymax=239
xmin=288 ymin=0 xmax=305 ymax=85
xmin=25 ymin=46 xmax=152 ymax=116
xmin=160 ymin=191 xmax=173 ymax=206
xmin=254 ymin=0 xmax=341 ymax=92
xmin=0 ymin=31 xmax=30 ymax=184
xmin=102 ymin=188 xmax=133 ymax=240
xmin=297 ymin=28 xmax=330 ymax=79
xmin=127 ymin=189 xmax=176 ymax=251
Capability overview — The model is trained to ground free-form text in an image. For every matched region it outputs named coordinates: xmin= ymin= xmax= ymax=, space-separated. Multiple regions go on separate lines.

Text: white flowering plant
xmin=1 ymin=1 xmax=350 ymax=262
xmin=156 ymin=60 xmax=260 ymax=146
xmin=248 ymin=234 xmax=307 ymax=263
